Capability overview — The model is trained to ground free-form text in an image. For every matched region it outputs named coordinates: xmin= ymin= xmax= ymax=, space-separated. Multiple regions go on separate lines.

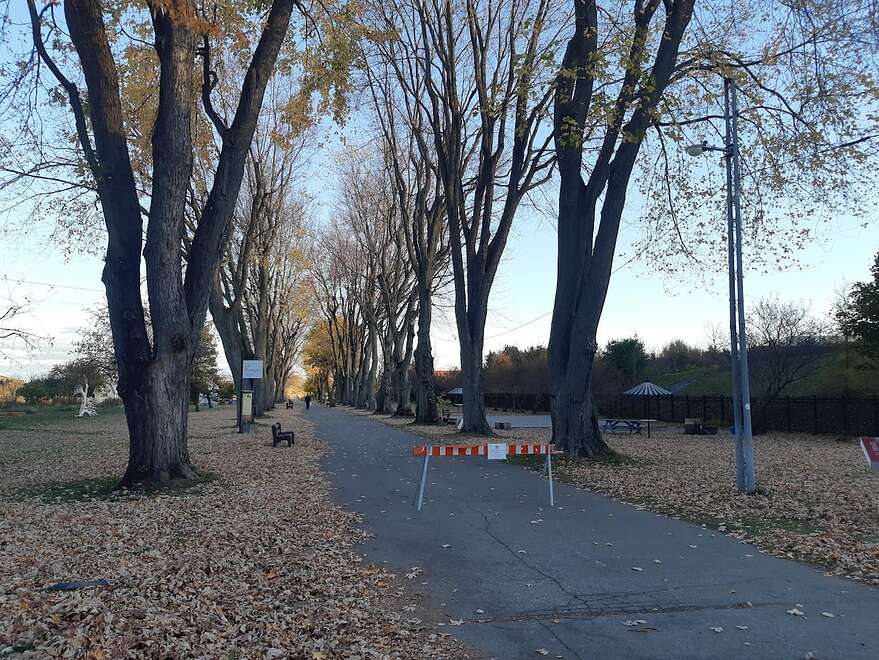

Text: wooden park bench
xmin=601 ymin=418 xmax=656 ymax=439
xmin=271 ymin=423 xmax=295 ymax=447
xmin=285 ymin=400 xmax=295 ymax=409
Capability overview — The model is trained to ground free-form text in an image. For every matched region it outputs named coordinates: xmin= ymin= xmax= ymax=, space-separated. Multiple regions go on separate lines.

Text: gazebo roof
xmin=623 ymin=381 xmax=672 ymax=396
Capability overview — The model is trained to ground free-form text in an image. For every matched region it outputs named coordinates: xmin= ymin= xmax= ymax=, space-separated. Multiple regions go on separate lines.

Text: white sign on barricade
xmin=411 ymin=442 xmax=559 ymax=511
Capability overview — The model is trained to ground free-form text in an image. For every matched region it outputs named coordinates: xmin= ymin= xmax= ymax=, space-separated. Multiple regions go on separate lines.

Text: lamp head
xmin=685 ymin=141 xmax=708 ymax=157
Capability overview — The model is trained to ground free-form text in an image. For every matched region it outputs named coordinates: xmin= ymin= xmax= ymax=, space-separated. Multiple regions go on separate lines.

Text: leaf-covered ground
xmin=0 ymin=406 xmax=470 ymax=658
xmin=360 ymin=408 xmax=879 ymax=586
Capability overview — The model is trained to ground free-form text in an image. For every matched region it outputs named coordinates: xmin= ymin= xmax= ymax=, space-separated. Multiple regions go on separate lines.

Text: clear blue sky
xmin=426 ymin=207 xmax=875 ymax=370
xmin=3 ymin=159 xmax=873 ymax=379
xmin=0 ymin=14 xmax=875 ymax=378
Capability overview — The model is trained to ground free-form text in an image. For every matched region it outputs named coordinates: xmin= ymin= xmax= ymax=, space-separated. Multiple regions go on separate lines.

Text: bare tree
xmin=549 ymin=0 xmax=879 ymax=457
xmin=334 ymin=155 xmax=386 ymax=411
xmin=747 ymin=296 xmax=828 ymax=411
xmin=342 ymin=151 xmax=422 ymax=415
xmin=310 ymin=226 xmax=374 ymax=406
xmin=197 ymin=78 xmax=316 ymax=417
xmin=362 ymin=45 xmax=450 ymax=423
xmin=372 ymin=0 xmax=563 ymax=433
xmin=11 ymin=1 xmax=302 ymax=485
xmin=0 ymin=291 xmax=47 ymax=361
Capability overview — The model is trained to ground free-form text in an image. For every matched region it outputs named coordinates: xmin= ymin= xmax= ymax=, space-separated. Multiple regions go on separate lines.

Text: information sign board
xmin=242 ymin=359 xmax=264 ymax=380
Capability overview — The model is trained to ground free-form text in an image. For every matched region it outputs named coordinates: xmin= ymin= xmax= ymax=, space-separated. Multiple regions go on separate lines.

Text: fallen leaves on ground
xmin=0 ymin=407 xmax=469 ymax=658
xmin=359 ymin=407 xmax=879 ymax=586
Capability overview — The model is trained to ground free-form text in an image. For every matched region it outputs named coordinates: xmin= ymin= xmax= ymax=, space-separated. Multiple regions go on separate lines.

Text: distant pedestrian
xmin=305 ymin=394 xmax=311 ymax=410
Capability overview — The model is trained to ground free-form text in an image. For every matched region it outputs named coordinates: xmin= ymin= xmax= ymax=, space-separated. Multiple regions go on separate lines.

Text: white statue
xmin=74 ymin=380 xmax=97 ymax=417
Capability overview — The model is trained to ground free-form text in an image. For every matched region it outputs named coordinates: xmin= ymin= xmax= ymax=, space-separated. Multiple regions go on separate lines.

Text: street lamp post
xmin=686 ymin=77 xmax=757 ymax=494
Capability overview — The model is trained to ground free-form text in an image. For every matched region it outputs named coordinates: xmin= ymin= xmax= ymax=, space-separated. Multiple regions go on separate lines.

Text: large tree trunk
xmin=210 ymin=287 xmax=243 ymax=392
xmin=397 ymin=372 xmax=413 ymax=416
xmin=549 ymin=347 xmax=607 ymax=457
xmin=264 ymin=373 xmax=276 ymax=410
xmin=334 ymin=374 xmax=344 ymax=404
xmin=354 ymin=347 xmax=369 ymax=407
xmin=377 ymin=334 xmax=395 ymax=413
xmin=393 ymin=318 xmax=415 ymax=416
xmin=414 ymin=287 xmax=438 ymax=423
xmin=453 ymin=280 xmax=491 ymax=433
xmin=123 ymin=5 xmax=198 ymax=485
xmin=547 ymin=161 xmax=610 ymax=456
xmin=458 ymin=332 xmax=492 ymax=434
xmin=375 ymin=369 xmax=390 ymax=413
xmin=365 ymin=327 xmax=378 ymax=409
xmin=122 ymin=356 xmax=196 ymax=484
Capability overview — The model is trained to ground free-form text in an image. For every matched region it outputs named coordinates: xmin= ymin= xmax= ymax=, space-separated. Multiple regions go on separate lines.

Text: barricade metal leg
xmin=416 ymin=452 xmax=430 ymax=511
xmin=547 ymin=450 xmax=554 ymax=508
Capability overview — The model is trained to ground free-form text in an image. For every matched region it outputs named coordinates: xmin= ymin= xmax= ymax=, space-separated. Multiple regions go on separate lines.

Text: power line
xmin=434 ymin=309 xmax=553 ymax=343
xmin=434 ymin=248 xmax=650 ymax=345
xmin=484 ymin=310 xmax=552 ymax=340
xmin=0 ymin=276 xmax=104 ymax=293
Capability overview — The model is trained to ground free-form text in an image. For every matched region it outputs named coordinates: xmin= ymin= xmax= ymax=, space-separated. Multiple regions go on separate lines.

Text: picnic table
xmin=601 ymin=418 xmax=656 ymax=438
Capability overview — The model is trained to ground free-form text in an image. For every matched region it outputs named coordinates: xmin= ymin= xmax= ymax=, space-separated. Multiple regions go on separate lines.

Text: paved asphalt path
xmin=310 ymin=404 xmax=879 ymax=660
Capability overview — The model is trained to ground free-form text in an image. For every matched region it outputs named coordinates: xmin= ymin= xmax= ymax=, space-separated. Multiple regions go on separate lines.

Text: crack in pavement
xmin=451 ymin=599 xmax=779 ymax=625
xmin=539 ymin=620 xmax=585 ymax=660
xmin=464 ymin=499 xmax=590 ymax=613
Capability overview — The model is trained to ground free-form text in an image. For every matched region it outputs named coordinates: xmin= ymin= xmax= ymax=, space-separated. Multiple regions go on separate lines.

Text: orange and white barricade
xmin=411 ymin=442 xmax=560 ymax=511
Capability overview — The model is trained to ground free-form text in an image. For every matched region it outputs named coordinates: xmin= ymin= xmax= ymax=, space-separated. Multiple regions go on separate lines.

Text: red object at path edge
xmin=859 ymin=436 xmax=879 ymax=470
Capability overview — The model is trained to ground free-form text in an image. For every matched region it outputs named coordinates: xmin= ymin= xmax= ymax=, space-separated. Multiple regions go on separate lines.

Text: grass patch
xmin=2 ymin=477 xmax=120 ymax=503
xmin=1 ymin=471 xmax=220 ymax=504
xmin=0 ymin=405 xmax=125 ymax=430
xmin=732 ymin=515 xmax=823 ymax=538
xmin=589 ymin=448 xmax=642 ymax=467
xmin=507 ymin=448 xmax=643 ymax=485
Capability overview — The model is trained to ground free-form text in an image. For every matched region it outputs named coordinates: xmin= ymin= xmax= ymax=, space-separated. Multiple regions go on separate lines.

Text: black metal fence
xmin=483 ymin=390 xmax=879 ymax=436
xmin=483 ymin=392 xmax=550 ymax=413
xmin=597 ymin=394 xmax=879 ymax=436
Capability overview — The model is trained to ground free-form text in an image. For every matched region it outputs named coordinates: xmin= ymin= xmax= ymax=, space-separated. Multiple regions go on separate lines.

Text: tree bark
xmin=411 ymin=1 xmax=553 ymax=435
xmin=458 ymin=319 xmax=492 ymax=434
xmin=414 ymin=286 xmax=438 ymax=423
xmin=365 ymin=326 xmax=378 ymax=409
xmin=375 ymin=346 xmax=392 ymax=413
xmin=123 ymin=354 xmax=196 ymax=483
xmin=393 ymin=315 xmax=416 ymax=416
xmin=334 ymin=374 xmax=344 ymax=404
xmin=210 ymin=283 xmax=243 ymax=391
xmin=549 ymin=347 xmax=605 ymax=457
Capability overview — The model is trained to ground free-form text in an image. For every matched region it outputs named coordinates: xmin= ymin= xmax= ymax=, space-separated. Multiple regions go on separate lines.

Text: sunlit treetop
xmin=0 ymin=0 xmax=372 ymax=252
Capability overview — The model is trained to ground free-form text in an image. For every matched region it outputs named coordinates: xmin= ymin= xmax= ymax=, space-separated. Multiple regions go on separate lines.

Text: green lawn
xmin=0 ymin=404 xmax=125 ymax=430
xmin=651 ymin=350 xmax=879 ymax=397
